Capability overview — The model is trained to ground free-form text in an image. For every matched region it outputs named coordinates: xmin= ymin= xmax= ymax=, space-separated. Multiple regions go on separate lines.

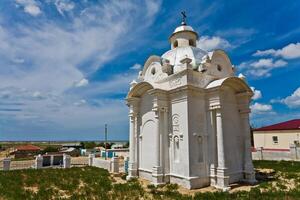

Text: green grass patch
xmin=0 ymin=161 xmax=300 ymax=199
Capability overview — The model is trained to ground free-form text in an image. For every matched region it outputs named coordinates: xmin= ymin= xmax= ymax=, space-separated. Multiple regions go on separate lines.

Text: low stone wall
xmin=252 ymin=144 xmax=300 ymax=161
xmin=89 ymin=154 xmax=120 ymax=173
xmin=92 ymin=158 xmax=111 ymax=171
xmin=0 ymin=154 xmax=73 ymax=171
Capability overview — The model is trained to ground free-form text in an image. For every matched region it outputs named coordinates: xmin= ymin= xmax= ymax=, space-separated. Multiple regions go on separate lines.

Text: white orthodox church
xmin=126 ymin=16 xmax=256 ymax=190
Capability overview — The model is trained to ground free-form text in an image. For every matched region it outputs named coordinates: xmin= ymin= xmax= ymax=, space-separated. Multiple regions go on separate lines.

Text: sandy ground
xmin=112 ymin=174 xmax=258 ymax=196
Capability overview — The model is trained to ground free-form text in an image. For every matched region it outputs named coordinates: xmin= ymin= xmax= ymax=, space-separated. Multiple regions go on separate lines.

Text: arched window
xmin=189 ymin=39 xmax=195 ymax=47
xmin=174 ymin=136 xmax=180 ymax=162
xmin=151 ymin=67 xmax=156 ymax=75
xmin=173 ymin=40 xmax=178 ymax=48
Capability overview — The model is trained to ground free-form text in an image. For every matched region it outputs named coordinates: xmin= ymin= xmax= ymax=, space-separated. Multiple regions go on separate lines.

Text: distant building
xmin=12 ymin=144 xmax=42 ymax=158
xmin=253 ymin=119 xmax=300 ymax=150
xmin=80 ymin=148 xmax=101 ymax=156
xmin=60 ymin=147 xmax=80 ymax=157
xmin=61 ymin=143 xmax=83 ymax=149
xmin=111 ymin=144 xmax=123 ymax=149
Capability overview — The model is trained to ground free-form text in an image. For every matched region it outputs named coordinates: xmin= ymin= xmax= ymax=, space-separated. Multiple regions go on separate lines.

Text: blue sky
xmin=0 ymin=0 xmax=299 ymax=141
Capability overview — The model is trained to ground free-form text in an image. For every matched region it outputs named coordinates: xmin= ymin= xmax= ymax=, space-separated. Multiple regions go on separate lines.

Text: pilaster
xmin=127 ymin=97 xmax=140 ymax=180
xmin=239 ymin=107 xmax=256 ymax=184
xmin=149 ymin=89 xmax=168 ymax=185
xmin=215 ymin=107 xmax=230 ymax=191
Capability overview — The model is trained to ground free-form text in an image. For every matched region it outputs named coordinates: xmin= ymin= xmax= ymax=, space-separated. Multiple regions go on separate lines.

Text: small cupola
xmin=169 ymin=12 xmax=199 ymax=49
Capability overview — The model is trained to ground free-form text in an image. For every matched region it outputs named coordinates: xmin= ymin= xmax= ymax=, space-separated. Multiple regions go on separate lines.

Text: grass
xmin=0 ymin=161 xmax=300 ymax=199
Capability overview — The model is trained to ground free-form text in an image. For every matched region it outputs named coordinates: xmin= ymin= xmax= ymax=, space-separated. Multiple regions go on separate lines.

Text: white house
xmin=253 ymin=119 xmax=300 ymax=150
xmin=126 ymin=17 xmax=256 ymax=190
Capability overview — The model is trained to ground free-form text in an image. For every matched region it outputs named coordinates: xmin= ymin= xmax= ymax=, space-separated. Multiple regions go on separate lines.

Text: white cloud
xmin=280 ymin=87 xmax=300 ymax=108
xmin=250 ymin=58 xmax=287 ymax=68
xmin=74 ymin=99 xmax=86 ymax=106
xmin=130 ymin=63 xmax=142 ymax=70
xmin=32 ymin=91 xmax=43 ymax=99
xmin=77 ymin=72 xmax=137 ymax=97
xmin=16 ymin=0 xmax=41 ymax=16
xmin=75 ymin=78 xmax=89 ymax=87
xmin=0 ymin=1 xmax=160 ymax=92
xmin=0 ymin=0 xmax=161 ymax=139
xmin=253 ymin=42 xmax=300 ymax=59
xmin=197 ymin=35 xmax=231 ymax=51
xmin=238 ymin=58 xmax=287 ymax=77
xmin=250 ymin=87 xmax=262 ymax=100
xmin=54 ymin=0 xmax=75 ymax=15
xmin=250 ymin=102 xmax=273 ymax=114
xmin=253 ymin=49 xmax=276 ymax=57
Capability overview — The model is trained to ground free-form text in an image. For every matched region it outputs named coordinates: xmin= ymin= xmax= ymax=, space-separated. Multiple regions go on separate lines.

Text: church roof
xmin=172 ymin=25 xmax=198 ymax=36
xmin=174 ymin=25 xmax=194 ymax=32
xmin=161 ymin=46 xmax=207 ymax=67
xmin=16 ymin=144 xmax=41 ymax=151
xmin=254 ymin=119 xmax=300 ymax=131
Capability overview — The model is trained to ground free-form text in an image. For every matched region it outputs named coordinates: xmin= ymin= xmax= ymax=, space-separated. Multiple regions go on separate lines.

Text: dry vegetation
xmin=0 ymin=161 xmax=300 ymax=199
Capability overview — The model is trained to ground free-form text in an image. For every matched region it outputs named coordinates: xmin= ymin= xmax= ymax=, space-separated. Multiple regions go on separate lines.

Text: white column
xmin=152 ymin=106 xmax=164 ymax=185
xmin=35 ymin=154 xmax=43 ymax=169
xmin=63 ymin=154 xmax=71 ymax=169
xmin=88 ymin=153 xmax=95 ymax=166
xmin=134 ymin=113 xmax=139 ymax=172
xmin=111 ymin=157 xmax=119 ymax=173
xmin=127 ymin=113 xmax=137 ymax=179
xmin=3 ymin=158 xmax=11 ymax=171
xmin=155 ymin=108 xmax=160 ymax=167
xmin=215 ymin=108 xmax=230 ymax=191
xmin=216 ymin=109 xmax=225 ymax=169
xmin=240 ymin=110 xmax=256 ymax=183
xmin=127 ymin=97 xmax=139 ymax=180
xmin=209 ymin=109 xmax=217 ymax=186
xmin=159 ymin=107 xmax=168 ymax=176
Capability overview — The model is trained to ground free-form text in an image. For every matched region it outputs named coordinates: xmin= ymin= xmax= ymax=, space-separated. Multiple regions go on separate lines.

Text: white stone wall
xmin=92 ymin=158 xmax=112 ymax=171
xmin=139 ymin=93 xmax=155 ymax=172
xmin=169 ymin=97 xmax=189 ymax=178
xmin=221 ymin=88 xmax=244 ymax=178
xmin=187 ymin=92 xmax=208 ymax=179
xmin=251 ymin=146 xmax=300 ymax=161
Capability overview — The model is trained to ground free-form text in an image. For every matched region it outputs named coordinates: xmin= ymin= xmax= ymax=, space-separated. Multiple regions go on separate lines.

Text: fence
xmin=88 ymin=154 xmax=129 ymax=174
xmin=252 ymin=144 xmax=300 ymax=161
xmin=0 ymin=155 xmax=89 ymax=171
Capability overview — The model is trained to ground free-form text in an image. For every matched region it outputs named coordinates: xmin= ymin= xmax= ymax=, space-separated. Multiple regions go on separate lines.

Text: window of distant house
xmin=272 ymin=136 xmax=278 ymax=144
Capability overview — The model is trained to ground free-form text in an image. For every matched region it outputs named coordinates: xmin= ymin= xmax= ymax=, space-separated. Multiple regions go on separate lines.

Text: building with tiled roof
xmin=13 ymin=144 xmax=42 ymax=159
xmin=253 ymin=119 xmax=300 ymax=150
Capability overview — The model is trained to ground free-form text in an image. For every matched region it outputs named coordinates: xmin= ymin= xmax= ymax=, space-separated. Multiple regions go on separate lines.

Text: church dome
xmin=161 ymin=46 xmax=207 ymax=69
xmin=171 ymin=25 xmax=198 ymax=37
xmin=162 ymin=21 xmax=207 ymax=72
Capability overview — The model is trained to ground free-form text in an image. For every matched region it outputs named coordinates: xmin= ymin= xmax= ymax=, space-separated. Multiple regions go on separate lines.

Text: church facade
xmin=126 ymin=19 xmax=256 ymax=190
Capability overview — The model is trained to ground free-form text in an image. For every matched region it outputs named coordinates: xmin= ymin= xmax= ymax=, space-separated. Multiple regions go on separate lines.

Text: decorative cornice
xmin=239 ymin=108 xmax=251 ymax=115
xmin=209 ymin=104 xmax=221 ymax=111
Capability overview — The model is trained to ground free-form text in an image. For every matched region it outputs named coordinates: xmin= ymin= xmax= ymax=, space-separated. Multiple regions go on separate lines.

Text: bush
xmin=42 ymin=146 xmax=59 ymax=154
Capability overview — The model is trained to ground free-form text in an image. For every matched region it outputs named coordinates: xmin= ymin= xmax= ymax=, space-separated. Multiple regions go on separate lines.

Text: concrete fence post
xmin=50 ymin=155 xmax=54 ymax=166
xmin=88 ymin=154 xmax=95 ymax=166
xmin=63 ymin=154 xmax=71 ymax=168
xmin=290 ymin=144 xmax=297 ymax=160
xmin=35 ymin=154 xmax=43 ymax=169
xmin=124 ymin=157 xmax=129 ymax=174
xmin=111 ymin=157 xmax=119 ymax=173
xmin=3 ymin=158 xmax=11 ymax=171
xmin=257 ymin=147 xmax=263 ymax=160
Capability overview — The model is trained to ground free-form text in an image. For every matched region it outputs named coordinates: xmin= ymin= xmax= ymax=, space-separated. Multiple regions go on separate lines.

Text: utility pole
xmin=104 ymin=124 xmax=107 ymax=160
